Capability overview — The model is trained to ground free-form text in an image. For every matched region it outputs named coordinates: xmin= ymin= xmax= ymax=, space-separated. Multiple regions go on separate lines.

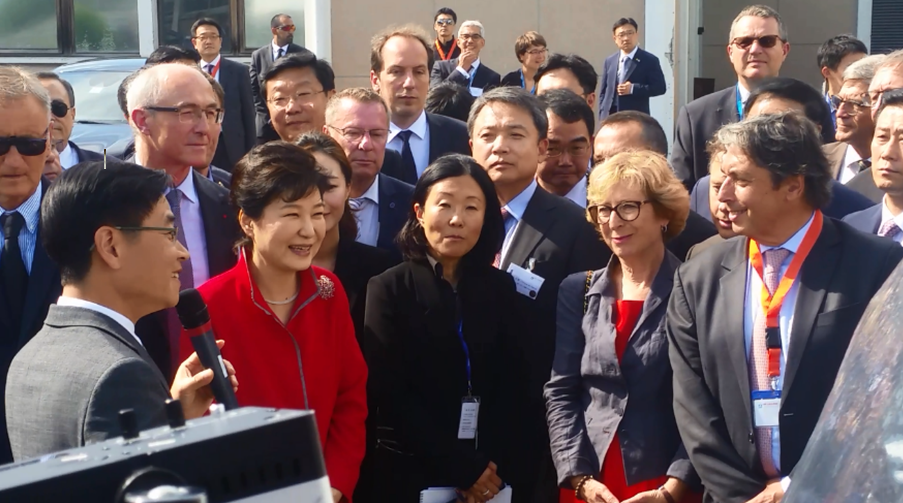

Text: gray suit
xmin=6 ymin=305 xmax=170 ymax=461
xmin=545 ymin=252 xmax=697 ymax=488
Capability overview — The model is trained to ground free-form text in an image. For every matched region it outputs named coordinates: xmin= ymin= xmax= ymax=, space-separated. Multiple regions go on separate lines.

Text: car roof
xmin=55 ymin=58 xmax=145 ymax=73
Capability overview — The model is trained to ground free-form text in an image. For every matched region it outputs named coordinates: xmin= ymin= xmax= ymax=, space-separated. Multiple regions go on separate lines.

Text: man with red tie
xmin=668 ymin=111 xmax=903 ymax=503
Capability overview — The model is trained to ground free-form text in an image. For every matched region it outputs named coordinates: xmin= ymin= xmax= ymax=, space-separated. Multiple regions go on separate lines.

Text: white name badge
xmin=752 ymin=390 xmax=781 ymax=428
xmin=506 ymin=263 xmax=545 ymax=299
xmin=469 ymin=87 xmax=483 ymax=97
xmin=458 ymin=397 xmax=480 ymax=440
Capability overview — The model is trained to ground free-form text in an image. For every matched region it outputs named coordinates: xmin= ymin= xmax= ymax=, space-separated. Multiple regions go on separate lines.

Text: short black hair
xmin=270 ymin=13 xmax=290 ymax=29
xmin=231 ymin=141 xmax=330 ymax=250
xmin=613 ymin=17 xmax=638 ymax=33
xmin=434 ymin=7 xmax=457 ymax=24
xmin=876 ymin=88 xmax=903 ymax=119
xmin=191 ymin=18 xmax=224 ymax=38
xmin=468 ymin=87 xmax=549 ymax=140
xmin=261 ymin=52 xmax=336 ymax=101
xmin=41 ymin=160 xmax=169 ymax=284
xmin=539 ymin=88 xmax=594 ymax=137
xmin=744 ymin=77 xmax=829 ymax=126
xmin=35 ymin=72 xmax=75 ymax=107
xmin=816 ymin=34 xmax=868 ymax=71
xmin=117 ymin=71 xmax=136 ymax=116
xmin=425 ymin=82 xmax=475 ymax=123
xmin=534 ymin=53 xmax=598 ymax=97
xmin=598 ymin=111 xmax=668 ymax=156
xmin=398 ymin=154 xmax=503 ymax=268
xmin=145 ymin=45 xmax=201 ymax=65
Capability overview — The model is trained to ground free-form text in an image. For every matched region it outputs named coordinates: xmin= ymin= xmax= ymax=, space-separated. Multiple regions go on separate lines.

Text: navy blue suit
xmin=69 ymin=141 xmax=105 ymax=163
xmin=598 ymin=47 xmax=666 ymax=120
xmin=377 ymin=175 xmax=415 ymax=258
xmin=842 ymin=204 xmax=882 ymax=235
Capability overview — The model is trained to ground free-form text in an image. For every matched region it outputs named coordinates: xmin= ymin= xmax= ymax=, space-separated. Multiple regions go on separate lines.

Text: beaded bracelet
xmin=574 ymin=475 xmax=594 ymax=501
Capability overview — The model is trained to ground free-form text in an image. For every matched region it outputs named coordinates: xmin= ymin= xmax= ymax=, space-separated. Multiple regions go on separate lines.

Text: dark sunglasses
xmin=276 ymin=24 xmax=296 ymax=32
xmin=731 ymin=35 xmax=783 ymax=49
xmin=436 ymin=19 xmax=455 ymax=26
xmin=51 ymin=99 xmax=70 ymax=118
xmin=0 ymin=135 xmax=48 ymax=156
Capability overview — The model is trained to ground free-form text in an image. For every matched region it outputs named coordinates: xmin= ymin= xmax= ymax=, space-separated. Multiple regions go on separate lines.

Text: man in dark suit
xmin=190 ymin=18 xmax=256 ymax=171
xmin=469 ymin=87 xmax=611 ymax=503
xmin=324 ymin=88 xmax=414 ymax=256
xmin=249 ymin=13 xmax=312 ymax=143
xmin=371 ymin=25 xmax=471 ymax=185
xmin=5 ymin=160 xmax=236 ymax=461
xmin=534 ymin=53 xmax=598 ymax=114
xmin=260 ymin=52 xmax=336 ymax=144
xmin=671 ymin=6 xmax=834 ymax=189
xmin=36 ymin=72 xmax=106 ymax=168
xmin=669 ymin=112 xmax=903 ymax=503
xmin=430 ymin=20 xmax=500 ymax=97
xmin=597 ymin=17 xmax=666 ymax=120
xmin=126 ymin=63 xmax=241 ymax=379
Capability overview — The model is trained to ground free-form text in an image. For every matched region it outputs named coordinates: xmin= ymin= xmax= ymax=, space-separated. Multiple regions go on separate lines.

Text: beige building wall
xmin=700 ymin=0 xmax=859 ymax=92
xmin=329 ymin=0 xmax=647 ymax=91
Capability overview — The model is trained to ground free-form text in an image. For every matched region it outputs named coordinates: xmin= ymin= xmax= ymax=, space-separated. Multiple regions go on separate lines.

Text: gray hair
xmin=729 ymin=5 xmax=788 ymax=43
xmin=842 ymin=54 xmax=887 ymax=83
xmin=0 ymin=66 xmax=51 ymax=116
xmin=714 ymin=111 xmax=831 ymax=209
xmin=876 ymin=49 xmax=903 ymax=75
xmin=467 ymin=87 xmax=548 ymax=140
xmin=458 ymin=20 xmax=485 ymax=38
xmin=125 ymin=65 xmax=167 ymax=117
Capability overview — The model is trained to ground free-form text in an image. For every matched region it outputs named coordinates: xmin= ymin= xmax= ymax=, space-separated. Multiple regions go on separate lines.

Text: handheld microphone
xmin=175 ymin=289 xmax=240 ymax=410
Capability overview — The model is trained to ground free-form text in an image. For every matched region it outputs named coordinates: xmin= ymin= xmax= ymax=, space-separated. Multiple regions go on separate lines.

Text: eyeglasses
xmin=115 ymin=226 xmax=179 ymax=242
xmin=546 ymin=143 xmax=590 ymax=158
xmin=588 ymin=200 xmax=649 ymax=224
xmin=276 ymin=24 xmax=296 ymax=33
xmin=268 ymin=90 xmax=327 ymax=110
xmin=0 ymin=132 xmax=48 ymax=156
xmin=436 ymin=19 xmax=455 ymax=26
xmin=616 ymin=31 xmax=637 ymax=39
xmin=51 ymin=99 xmax=70 ymax=118
xmin=192 ymin=35 xmax=221 ymax=42
xmin=459 ymin=34 xmax=483 ymax=42
xmin=731 ymin=35 xmax=783 ymax=49
xmin=145 ymin=105 xmax=224 ymax=125
xmin=526 ymin=48 xmax=548 ymax=56
xmin=327 ymin=125 xmax=389 ymax=144
xmin=831 ymin=94 xmax=870 ymax=111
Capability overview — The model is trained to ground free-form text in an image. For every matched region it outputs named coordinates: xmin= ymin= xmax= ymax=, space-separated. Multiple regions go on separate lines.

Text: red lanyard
xmin=748 ymin=210 xmax=823 ymax=380
xmin=206 ymin=58 xmax=222 ymax=78
xmin=435 ymin=39 xmax=457 ymax=61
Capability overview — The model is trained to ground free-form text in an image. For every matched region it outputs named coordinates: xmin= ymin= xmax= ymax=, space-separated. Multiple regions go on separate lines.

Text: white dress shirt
xmin=618 ymin=46 xmax=639 ymax=94
xmin=59 ymin=142 xmax=79 ymax=170
xmin=499 ymin=180 xmax=538 ymax=263
xmin=272 ymin=42 xmax=288 ymax=60
xmin=166 ymin=172 xmax=210 ymax=287
xmin=388 ymin=111 xmax=431 ymax=178
xmin=881 ymin=197 xmax=903 ymax=245
xmin=57 ymin=296 xmax=143 ymax=347
xmin=352 ymin=174 xmax=380 ymax=247
xmin=202 ymin=54 xmax=221 ymax=82
xmin=743 ymin=212 xmax=815 ymax=480
xmin=564 ymin=177 xmax=587 ymax=208
xmin=839 ymin=144 xmax=869 ymax=184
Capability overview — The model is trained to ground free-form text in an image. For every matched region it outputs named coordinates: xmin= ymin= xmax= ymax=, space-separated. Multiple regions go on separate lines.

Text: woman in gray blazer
xmin=545 ymin=151 xmax=700 ymax=503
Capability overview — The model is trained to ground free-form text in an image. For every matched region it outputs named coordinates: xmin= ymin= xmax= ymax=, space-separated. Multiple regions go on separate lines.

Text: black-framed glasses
xmin=51 ymin=99 xmax=70 ymax=119
xmin=268 ymin=90 xmax=327 ymax=110
xmin=0 ymin=132 xmax=48 ymax=157
xmin=459 ymin=33 xmax=483 ymax=42
xmin=525 ymin=47 xmax=548 ymax=56
xmin=115 ymin=226 xmax=179 ymax=242
xmin=731 ymin=35 xmax=783 ymax=49
xmin=546 ymin=143 xmax=590 ymax=158
xmin=831 ymin=94 xmax=870 ymax=112
xmin=588 ymin=200 xmax=649 ymax=224
xmin=326 ymin=125 xmax=389 ymax=144
xmin=145 ymin=106 xmax=224 ymax=125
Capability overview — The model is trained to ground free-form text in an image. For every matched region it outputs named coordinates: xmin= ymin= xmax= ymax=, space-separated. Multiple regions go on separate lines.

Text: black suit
xmin=846 ymin=168 xmax=883 ymax=203
xmin=380 ymin=113 xmax=472 ymax=185
xmin=841 ymin=203 xmax=882 ymax=235
xmin=671 ymin=86 xmax=835 ymax=189
xmin=68 ymin=141 xmax=105 ymax=163
xmin=210 ymin=58 xmax=256 ymax=170
xmin=0 ymin=180 xmax=61 ymax=464
xmin=667 ymin=217 xmax=903 ymax=503
xmin=136 ymin=170 xmax=241 ymax=381
xmin=501 ymin=187 xmax=611 ymax=503
xmin=430 ymin=59 xmax=501 ymax=94
xmin=334 ymin=235 xmax=397 ymax=343
xmin=375 ymin=174 xmax=415 ymax=257
xmin=667 ymin=211 xmax=717 ymax=261
xmin=249 ymin=43 xmax=312 ymax=141
xmin=207 ymin=166 xmax=232 ymax=188
xmin=598 ymin=48 xmax=667 ymax=118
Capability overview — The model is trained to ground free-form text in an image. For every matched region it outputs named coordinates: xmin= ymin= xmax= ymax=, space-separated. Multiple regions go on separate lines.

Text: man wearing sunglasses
xmin=35 ymin=72 xmax=105 ymax=169
xmin=250 ymin=13 xmax=312 ymax=144
xmin=432 ymin=7 xmax=461 ymax=62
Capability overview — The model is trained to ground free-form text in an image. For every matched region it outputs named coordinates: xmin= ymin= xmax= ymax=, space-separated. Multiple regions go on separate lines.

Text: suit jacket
xmin=841 ymin=203 xmax=882 ymax=235
xmin=823 ymin=141 xmax=849 ymax=180
xmin=380 ymin=113 xmax=472 ymax=185
xmin=69 ymin=141 xmax=105 ymax=163
xmin=671 ymin=86 xmax=836 ymax=189
xmin=135 ymin=170 xmax=241 ymax=381
xmin=6 ymin=305 xmax=171 ymax=461
xmin=598 ymin=48 xmax=667 ymax=120
xmin=334 ymin=235 xmax=398 ymax=343
xmin=501 ymin=69 xmax=528 ymax=89
xmin=249 ymin=43 xmax=312 ymax=140
xmin=546 ymin=252 xmax=697 ymax=488
xmin=667 ymin=217 xmax=903 ymax=503
xmin=430 ymin=59 xmax=501 ymax=93
xmin=667 ymin=211 xmax=717 ymax=261
xmin=685 ymin=233 xmax=728 ymax=260
xmin=846 ymin=168 xmax=883 ymax=203
xmin=209 ymin=165 xmax=232 ymax=188
xmin=376 ymin=174 xmax=415 ymax=257
xmin=213 ymin=58 xmax=257 ymax=170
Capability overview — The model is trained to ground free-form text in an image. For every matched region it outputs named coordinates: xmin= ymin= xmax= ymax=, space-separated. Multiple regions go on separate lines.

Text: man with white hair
xmin=0 ymin=66 xmax=63 ymax=464
xmin=430 ymin=20 xmax=501 ymax=97
xmin=125 ymin=63 xmax=240 ymax=379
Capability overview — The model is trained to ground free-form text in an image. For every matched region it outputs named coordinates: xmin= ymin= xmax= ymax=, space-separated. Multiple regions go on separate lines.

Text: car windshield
xmin=61 ymin=70 xmax=132 ymax=123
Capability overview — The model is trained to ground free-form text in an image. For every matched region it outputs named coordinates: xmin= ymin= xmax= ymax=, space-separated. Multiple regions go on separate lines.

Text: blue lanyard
xmin=457 ymin=320 xmax=473 ymax=396
xmin=519 ymin=69 xmax=535 ymax=95
xmin=736 ymin=85 xmax=744 ymax=120
xmin=468 ymin=67 xmax=476 ymax=88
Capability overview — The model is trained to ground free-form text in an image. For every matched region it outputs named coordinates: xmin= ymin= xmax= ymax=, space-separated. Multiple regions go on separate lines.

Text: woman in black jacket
xmin=362 ymin=154 xmax=520 ymax=503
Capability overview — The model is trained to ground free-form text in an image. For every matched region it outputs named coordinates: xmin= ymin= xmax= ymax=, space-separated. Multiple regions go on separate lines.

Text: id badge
xmin=457 ymin=396 xmax=480 ymax=440
xmin=752 ymin=389 xmax=781 ymax=428
xmin=506 ymin=263 xmax=545 ymax=300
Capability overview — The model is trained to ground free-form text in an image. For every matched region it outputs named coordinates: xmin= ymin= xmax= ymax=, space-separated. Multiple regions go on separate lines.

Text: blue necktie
xmin=397 ymin=130 xmax=418 ymax=182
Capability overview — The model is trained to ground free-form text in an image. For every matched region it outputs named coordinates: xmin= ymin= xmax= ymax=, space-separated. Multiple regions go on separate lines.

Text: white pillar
xmin=857 ymin=0 xmax=872 ymax=52
xmin=645 ymin=0 xmax=676 ymax=149
xmin=137 ymin=0 xmax=158 ymax=58
xmin=305 ymin=0 xmax=332 ymax=62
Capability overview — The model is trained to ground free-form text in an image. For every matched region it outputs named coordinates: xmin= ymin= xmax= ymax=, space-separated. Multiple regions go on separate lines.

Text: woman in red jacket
xmin=179 ymin=141 xmax=368 ymax=503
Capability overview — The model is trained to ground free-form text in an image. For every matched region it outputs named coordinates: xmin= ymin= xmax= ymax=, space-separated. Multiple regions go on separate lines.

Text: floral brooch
xmin=317 ymin=275 xmax=335 ymax=300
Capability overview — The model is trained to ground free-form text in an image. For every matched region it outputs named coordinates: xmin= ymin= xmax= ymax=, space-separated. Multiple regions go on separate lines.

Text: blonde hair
xmin=588 ymin=151 xmax=690 ymax=240
xmin=370 ymin=24 xmax=433 ymax=73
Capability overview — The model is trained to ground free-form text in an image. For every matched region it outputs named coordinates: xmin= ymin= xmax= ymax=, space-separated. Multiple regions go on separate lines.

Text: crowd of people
xmin=0 ymin=3 xmax=902 ymax=503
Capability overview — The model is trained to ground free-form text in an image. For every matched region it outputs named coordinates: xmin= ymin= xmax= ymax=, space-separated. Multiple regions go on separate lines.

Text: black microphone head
xmin=176 ymin=288 xmax=209 ymax=329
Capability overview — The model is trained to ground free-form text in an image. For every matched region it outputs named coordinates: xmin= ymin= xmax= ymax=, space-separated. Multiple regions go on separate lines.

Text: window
xmin=243 ymin=0 xmax=304 ymax=51
xmin=0 ymin=0 xmax=138 ymax=53
xmin=73 ymin=0 xmax=139 ymax=53
xmin=0 ymin=0 xmax=59 ymax=50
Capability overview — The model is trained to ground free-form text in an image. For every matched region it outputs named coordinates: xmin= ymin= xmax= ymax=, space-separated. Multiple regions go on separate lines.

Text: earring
xmin=661 ymin=224 xmax=668 ymax=233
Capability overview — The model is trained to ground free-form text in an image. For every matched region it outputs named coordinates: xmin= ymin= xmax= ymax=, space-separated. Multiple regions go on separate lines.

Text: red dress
xmin=179 ymin=252 xmax=368 ymax=500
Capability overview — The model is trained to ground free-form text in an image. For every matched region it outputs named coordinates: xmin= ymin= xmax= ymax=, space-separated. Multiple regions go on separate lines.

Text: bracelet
xmin=659 ymin=485 xmax=676 ymax=503
xmin=574 ymin=475 xmax=594 ymax=501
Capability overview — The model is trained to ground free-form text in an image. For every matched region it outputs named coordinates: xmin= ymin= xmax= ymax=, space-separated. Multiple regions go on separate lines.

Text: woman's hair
xmin=515 ymin=31 xmax=547 ymax=62
xmin=587 ymin=151 xmax=690 ymax=241
xmin=231 ymin=141 xmax=330 ymax=250
xmin=397 ymin=154 xmax=503 ymax=267
xmin=294 ymin=132 xmax=358 ymax=238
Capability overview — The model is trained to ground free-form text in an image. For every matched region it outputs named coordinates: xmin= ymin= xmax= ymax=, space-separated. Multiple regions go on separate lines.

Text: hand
xmin=744 ymin=479 xmax=784 ymax=503
xmin=465 ymin=461 xmax=502 ymax=503
xmin=458 ymin=49 xmax=478 ymax=71
xmin=580 ymin=479 xmax=619 ymax=503
xmin=617 ymin=82 xmax=632 ymax=96
xmin=622 ymin=489 xmax=668 ymax=503
xmin=331 ymin=487 xmax=343 ymax=503
xmin=170 ymin=340 xmax=239 ymax=419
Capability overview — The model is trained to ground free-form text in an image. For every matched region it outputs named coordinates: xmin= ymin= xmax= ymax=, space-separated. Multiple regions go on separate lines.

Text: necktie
xmin=1 ymin=212 xmax=27 ymax=338
xmin=205 ymin=64 xmax=214 ymax=75
xmin=277 ymin=47 xmax=285 ymax=59
xmin=397 ymin=130 xmax=418 ymax=182
xmin=166 ymin=189 xmax=194 ymax=291
xmin=492 ymin=208 xmax=511 ymax=268
xmin=857 ymin=159 xmax=872 ymax=172
xmin=618 ymin=56 xmax=630 ymax=84
xmin=878 ymin=219 xmax=902 ymax=239
xmin=349 ymin=197 xmax=367 ymax=240
xmin=750 ymin=247 xmax=790 ymax=478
